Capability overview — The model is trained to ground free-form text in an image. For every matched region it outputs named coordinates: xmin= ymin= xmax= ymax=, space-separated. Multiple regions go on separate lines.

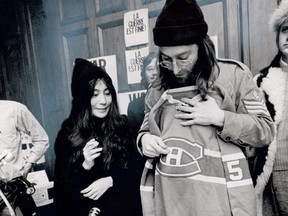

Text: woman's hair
xmin=67 ymin=58 xmax=130 ymax=170
xmin=154 ymin=35 xmax=219 ymax=99
xmin=140 ymin=52 xmax=158 ymax=88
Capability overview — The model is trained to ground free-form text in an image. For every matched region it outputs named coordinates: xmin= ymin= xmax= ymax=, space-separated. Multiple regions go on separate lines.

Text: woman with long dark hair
xmin=54 ymin=58 xmax=139 ymax=216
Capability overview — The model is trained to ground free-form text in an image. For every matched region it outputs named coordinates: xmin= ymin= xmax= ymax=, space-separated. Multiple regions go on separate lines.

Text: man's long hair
xmin=154 ymin=35 xmax=219 ymax=99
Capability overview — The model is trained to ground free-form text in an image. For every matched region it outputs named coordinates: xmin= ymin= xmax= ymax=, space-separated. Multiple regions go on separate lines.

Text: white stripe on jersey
xmin=140 ymin=185 xmax=154 ymax=192
xmin=145 ymin=160 xmax=153 ymax=169
xmin=187 ymin=174 xmax=227 ymax=184
xmin=222 ymin=152 xmax=246 ymax=162
xmin=204 ymin=149 xmax=222 ymax=158
xmin=227 ymin=178 xmax=253 ymax=188
xmin=155 ymin=170 xmax=253 ymax=187
xmin=157 ymin=171 xmax=226 ymax=185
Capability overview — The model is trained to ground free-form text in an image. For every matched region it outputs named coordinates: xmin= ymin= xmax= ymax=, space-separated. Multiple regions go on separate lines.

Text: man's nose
xmin=172 ymin=61 xmax=181 ymax=75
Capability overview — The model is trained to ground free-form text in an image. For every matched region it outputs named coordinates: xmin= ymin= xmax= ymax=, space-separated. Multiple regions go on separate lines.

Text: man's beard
xmin=165 ymin=68 xmax=198 ymax=89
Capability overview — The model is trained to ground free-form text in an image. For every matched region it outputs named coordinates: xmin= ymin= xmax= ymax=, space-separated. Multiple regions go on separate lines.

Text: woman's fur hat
xmin=270 ymin=0 xmax=288 ymax=32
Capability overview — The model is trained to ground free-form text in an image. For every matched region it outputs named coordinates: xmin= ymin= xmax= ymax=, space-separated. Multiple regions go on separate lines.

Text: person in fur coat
xmin=254 ymin=1 xmax=288 ymax=215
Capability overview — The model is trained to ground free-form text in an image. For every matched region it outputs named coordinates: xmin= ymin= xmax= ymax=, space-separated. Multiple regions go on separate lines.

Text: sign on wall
xmin=88 ymin=55 xmax=118 ymax=92
xmin=124 ymin=8 xmax=149 ymax=47
xmin=118 ymin=90 xmax=146 ymax=115
xmin=125 ymin=47 xmax=149 ymax=84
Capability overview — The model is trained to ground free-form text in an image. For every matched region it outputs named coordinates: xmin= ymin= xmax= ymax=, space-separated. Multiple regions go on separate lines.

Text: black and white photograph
xmin=0 ymin=0 xmax=285 ymax=215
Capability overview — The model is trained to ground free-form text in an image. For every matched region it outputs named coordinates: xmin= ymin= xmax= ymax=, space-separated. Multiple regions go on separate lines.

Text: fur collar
xmin=254 ymin=66 xmax=285 ymax=215
xmin=260 ymin=67 xmax=288 ymax=125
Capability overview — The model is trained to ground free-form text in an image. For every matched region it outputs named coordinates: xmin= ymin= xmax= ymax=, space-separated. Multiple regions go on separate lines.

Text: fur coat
xmin=253 ymin=53 xmax=283 ymax=216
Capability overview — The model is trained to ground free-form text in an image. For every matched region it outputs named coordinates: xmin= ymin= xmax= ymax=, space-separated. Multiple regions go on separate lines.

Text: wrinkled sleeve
xmin=136 ymin=87 xmax=164 ymax=154
xmin=219 ymin=65 xmax=275 ymax=147
xmin=17 ymin=105 xmax=49 ymax=163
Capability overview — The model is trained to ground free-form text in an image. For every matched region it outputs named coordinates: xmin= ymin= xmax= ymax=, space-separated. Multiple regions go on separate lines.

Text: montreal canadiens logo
xmin=156 ymin=137 xmax=203 ymax=177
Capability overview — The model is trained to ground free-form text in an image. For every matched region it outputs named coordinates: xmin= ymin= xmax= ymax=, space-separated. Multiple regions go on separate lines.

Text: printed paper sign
xmin=27 ymin=170 xmax=54 ymax=207
xmin=125 ymin=47 xmax=149 ymax=84
xmin=118 ymin=90 xmax=146 ymax=115
xmin=124 ymin=8 xmax=149 ymax=47
xmin=88 ymin=55 xmax=118 ymax=92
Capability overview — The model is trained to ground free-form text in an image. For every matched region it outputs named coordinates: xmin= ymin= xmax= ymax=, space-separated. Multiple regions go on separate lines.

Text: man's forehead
xmin=159 ymin=45 xmax=197 ymax=57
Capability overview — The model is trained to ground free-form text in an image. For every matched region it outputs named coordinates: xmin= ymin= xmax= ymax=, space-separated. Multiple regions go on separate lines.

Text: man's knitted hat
xmin=153 ymin=0 xmax=208 ymax=46
xmin=270 ymin=0 xmax=288 ymax=32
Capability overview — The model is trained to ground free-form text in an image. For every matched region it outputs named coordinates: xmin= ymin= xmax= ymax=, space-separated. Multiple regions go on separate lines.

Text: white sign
xmin=88 ymin=55 xmax=118 ymax=92
xmin=125 ymin=47 xmax=149 ymax=84
xmin=118 ymin=90 xmax=146 ymax=115
xmin=27 ymin=170 xmax=54 ymax=207
xmin=124 ymin=8 xmax=149 ymax=47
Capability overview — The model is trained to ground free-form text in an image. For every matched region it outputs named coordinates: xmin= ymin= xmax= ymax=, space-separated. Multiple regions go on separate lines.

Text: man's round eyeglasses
xmin=159 ymin=59 xmax=192 ymax=70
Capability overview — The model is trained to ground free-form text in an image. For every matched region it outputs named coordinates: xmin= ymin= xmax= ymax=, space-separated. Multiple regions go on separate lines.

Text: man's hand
xmin=175 ymin=94 xmax=224 ymax=127
xmin=0 ymin=151 xmax=14 ymax=167
xmin=22 ymin=161 xmax=32 ymax=178
xmin=141 ymin=133 xmax=170 ymax=158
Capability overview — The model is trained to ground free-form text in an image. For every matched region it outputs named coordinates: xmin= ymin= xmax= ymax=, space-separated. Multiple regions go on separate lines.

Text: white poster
xmin=125 ymin=47 xmax=149 ymax=84
xmin=124 ymin=8 xmax=149 ymax=47
xmin=118 ymin=90 xmax=146 ymax=115
xmin=88 ymin=55 xmax=118 ymax=92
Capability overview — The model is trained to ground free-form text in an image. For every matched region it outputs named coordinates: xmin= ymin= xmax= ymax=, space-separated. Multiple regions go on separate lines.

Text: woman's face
xmin=90 ymin=79 xmax=112 ymax=118
xmin=145 ymin=58 xmax=158 ymax=84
